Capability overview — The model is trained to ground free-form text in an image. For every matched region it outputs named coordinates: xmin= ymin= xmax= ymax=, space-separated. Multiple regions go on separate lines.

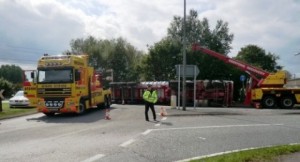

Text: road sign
xmin=0 ymin=89 xmax=4 ymax=99
xmin=176 ymin=65 xmax=199 ymax=78
xmin=240 ymin=75 xmax=246 ymax=82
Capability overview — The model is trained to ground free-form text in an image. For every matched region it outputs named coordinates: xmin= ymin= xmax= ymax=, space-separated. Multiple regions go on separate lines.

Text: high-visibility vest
xmin=143 ymin=90 xmax=158 ymax=103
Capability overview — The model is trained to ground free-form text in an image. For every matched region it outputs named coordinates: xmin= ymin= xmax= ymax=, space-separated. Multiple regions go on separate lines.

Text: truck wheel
xmin=78 ymin=102 xmax=86 ymax=114
xmin=262 ymin=96 xmax=276 ymax=108
xmin=280 ymin=96 xmax=295 ymax=109
xmin=44 ymin=112 xmax=55 ymax=117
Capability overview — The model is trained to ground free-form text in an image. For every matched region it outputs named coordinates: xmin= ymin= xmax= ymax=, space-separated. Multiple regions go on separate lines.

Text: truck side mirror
xmin=75 ymin=71 xmax=80 ymax=81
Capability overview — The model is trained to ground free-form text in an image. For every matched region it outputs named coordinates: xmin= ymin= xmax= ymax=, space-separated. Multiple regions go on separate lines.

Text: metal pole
xmin=194 ymin=66 xmax=196 ymax=109
xmin=111 ymin=70 xmax=114 ymax=82
xmin=178 ymin=65 xmax=181 ymax=109
xmin=182 ymin=0 xmax=187 ymax=111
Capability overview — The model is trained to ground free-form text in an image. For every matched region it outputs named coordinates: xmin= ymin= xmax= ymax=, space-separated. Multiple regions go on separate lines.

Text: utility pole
xmin=182 ymin=0 xmax=187 ymax=111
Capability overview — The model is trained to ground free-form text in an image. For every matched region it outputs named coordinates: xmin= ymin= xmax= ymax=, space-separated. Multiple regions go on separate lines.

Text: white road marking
xmin=152 ymin=123 xmax=283 ymax=132
xmin=161 ymin=117 xmax=167 ymax=120
xmin=142 ymin=129 xmax=153 ymax=135
xmin=81 ymin=154 xmax=105 ymax=162
xmin=198 ymin=137 xmax=206 ymax=140
xmin=143 ymin=124 xmax=283 ymax=135
xmin=120 ymin=139 xmax=136 ymax=147
xmin=155 ymin=123 xmax=161 ymax=126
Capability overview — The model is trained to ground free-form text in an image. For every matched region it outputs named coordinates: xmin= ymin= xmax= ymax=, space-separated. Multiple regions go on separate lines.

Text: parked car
xmin=9 ymin=90 xmax=30 ymax=108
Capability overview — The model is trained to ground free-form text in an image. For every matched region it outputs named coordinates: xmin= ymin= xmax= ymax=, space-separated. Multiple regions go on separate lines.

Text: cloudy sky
xmin=0 ymin=0 xmax=300 ymax=77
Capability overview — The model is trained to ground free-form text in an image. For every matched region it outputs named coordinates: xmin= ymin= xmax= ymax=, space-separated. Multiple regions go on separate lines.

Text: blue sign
xmin=240 ymin=75 xmax=246 ymax=82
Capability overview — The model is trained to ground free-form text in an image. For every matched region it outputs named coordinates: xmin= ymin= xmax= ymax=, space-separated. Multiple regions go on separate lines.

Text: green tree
xmin=107 ymin=38 xmax=129 ymax=81
xmin=164 ymin=9 xmax=234 ymax=80
xmin=235 ymin=45 xmax=282 ymax=72
xmin=0 ymin=64 xmax=23 ymax=84
xmin=70 ymin=36 xmax=144 ymax=82
xmin=0 ymin=77 xmax=14 ymax=98
xmin=124 ymin=43 xmax=145 ymax=81
xmin=70 ymin=36 xmax=105 ymax=70
xmin=168 ymin=10 xmax=233 ymax=54
xmin=143 ymin=38 xmax=181 ymax=81
xmin=0 ymin=65 xmax=23 ymax=95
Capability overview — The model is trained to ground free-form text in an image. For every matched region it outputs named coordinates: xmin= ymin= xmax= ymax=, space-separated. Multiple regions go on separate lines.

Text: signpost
xmin=176 ymin=65 xmax=200 ymax=78
xmin=106 ymin=69 xmax=114 ymax=82
xmin=176 ymin=65 xmax=200 ymax=109
xmin=0 ymin=89 xmax=4 ymax=112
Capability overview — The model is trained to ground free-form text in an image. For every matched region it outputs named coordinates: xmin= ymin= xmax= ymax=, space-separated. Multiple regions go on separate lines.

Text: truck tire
xmin=262 ymin=96 xmax=276 ymax=108
xmin=78 ymin=102 xmax=86 ymax=114
xmin=280 ymin=96 xmax=295 ymax=109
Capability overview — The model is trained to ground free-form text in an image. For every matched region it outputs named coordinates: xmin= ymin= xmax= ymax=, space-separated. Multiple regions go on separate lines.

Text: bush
xmin=0 ymin=77 xmax=14 ymax=98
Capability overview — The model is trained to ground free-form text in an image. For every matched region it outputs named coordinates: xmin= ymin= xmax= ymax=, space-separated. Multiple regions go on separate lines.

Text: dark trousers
xmin=145 ymin=102 xmax=156 ymax=121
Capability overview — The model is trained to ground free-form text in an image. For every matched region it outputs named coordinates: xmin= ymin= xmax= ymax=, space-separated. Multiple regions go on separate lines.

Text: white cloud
xmin=197 ymin=0 xmax=300 ymax=75
xmin=0 ymin=0 xmax=299 ymax=77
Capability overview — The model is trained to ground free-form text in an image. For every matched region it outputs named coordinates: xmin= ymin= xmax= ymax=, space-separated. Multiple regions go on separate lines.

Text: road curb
xmin=176 ymin=143 xmax=300 ymax=162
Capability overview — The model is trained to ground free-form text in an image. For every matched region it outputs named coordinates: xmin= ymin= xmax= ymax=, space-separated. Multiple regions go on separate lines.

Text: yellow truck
xmin=23 ymin=70 xmax=37 ymax=107
xmin=192 ymin=44 xmax=300 ymax=108
xmin=31 ymin=53 xmax=111 ymax=116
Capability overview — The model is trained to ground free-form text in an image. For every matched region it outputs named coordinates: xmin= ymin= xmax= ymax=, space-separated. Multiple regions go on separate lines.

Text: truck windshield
xmin=38 ymin=69 xmax=73 ymax=83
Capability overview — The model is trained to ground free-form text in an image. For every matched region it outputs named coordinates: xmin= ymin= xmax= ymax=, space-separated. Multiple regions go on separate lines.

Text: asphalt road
xmin=1 ymin=105 xmax=300 ymax=162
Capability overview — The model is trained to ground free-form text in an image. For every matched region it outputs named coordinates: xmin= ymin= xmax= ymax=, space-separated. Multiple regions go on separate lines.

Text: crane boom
xmin=192 ymin=43 xmax=288 ymax=107
xmin=192 ymin=44 xmax=286 ymax=87
xmin=192 ymin=44 xmax=270 ymax=80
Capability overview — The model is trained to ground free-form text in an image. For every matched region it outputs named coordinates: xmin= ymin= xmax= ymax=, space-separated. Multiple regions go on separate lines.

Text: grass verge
xmin=192 ymin=144 xmax=300 ymax=162
xmin=0 ymin=102 xmax=37 ymax=120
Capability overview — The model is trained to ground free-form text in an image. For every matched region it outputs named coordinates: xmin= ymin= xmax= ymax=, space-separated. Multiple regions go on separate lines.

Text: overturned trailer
xmin=109 ymin=81 xmax=170 ymax=105
xmin=169 ymin=80 xmax=234 ymax=107
xmin=110 ymin=80 xmax=234 ymax=107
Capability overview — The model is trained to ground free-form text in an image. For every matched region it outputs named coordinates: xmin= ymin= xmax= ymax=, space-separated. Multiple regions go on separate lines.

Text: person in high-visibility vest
xmin=143 ymin=84 xmax=158 ymax=121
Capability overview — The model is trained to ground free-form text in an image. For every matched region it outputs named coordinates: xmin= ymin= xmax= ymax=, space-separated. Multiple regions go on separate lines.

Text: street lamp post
xmin=182 ymin=0 xmax=187 ymax=111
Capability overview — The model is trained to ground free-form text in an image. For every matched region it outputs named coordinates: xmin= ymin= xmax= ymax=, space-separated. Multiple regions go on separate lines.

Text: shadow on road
xmin=167 ymin=110 xmax=243 ymax=117
xmin=161 ymin=122 xmax=173 ymax=126
xmin=282 ymin=111 xmax=300 ymax=115
xmin=25 ymin=107 xmax=115 ymax=123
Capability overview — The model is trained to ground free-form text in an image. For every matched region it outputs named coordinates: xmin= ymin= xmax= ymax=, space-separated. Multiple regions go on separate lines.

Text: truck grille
xmin=37 ymin=88 xmax=71 ymax=97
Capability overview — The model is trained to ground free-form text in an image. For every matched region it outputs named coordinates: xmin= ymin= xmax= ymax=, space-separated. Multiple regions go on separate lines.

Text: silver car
xmin=9 ymin=90 xmax=30 ymax=108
